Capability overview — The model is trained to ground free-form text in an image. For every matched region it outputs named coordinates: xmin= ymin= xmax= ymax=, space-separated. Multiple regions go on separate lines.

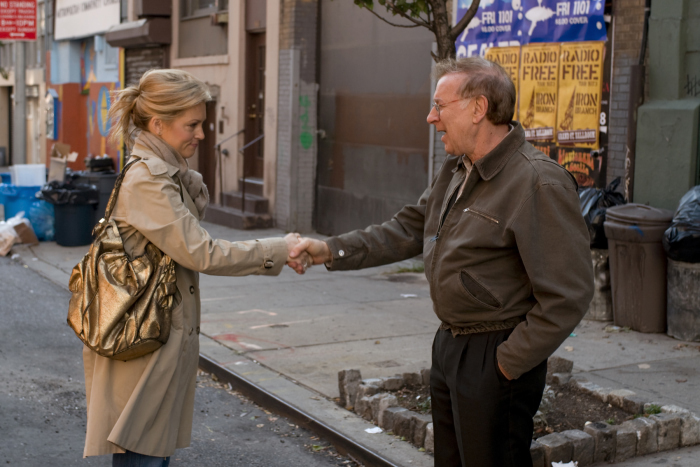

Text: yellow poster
xmin=519 ymin=43 xmax=560 ymax=142
xmin=485 ymin=46 xmax=520 ymax=121
xmin=556 ymin=42 xmax=605 ymax=148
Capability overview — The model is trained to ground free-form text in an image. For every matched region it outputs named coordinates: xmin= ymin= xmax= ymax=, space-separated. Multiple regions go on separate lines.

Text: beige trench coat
xmin=82 ymin=144 xmax=288 ymax=458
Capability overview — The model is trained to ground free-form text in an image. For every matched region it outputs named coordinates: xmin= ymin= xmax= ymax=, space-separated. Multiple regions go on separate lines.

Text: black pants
xmin=430 ymin=328 xmax=547 ymax=467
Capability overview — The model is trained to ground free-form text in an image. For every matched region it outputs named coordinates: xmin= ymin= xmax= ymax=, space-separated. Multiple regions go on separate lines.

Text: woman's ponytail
xmin=108 ymin=85 xmax=140 ymax=149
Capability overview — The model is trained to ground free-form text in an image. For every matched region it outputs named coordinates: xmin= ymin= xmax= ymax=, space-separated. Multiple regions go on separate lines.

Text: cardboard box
xmin=50 ymin=142 xmax=71 ymax=159
xmin=48 ymin=142 xmax=72 ymax=183
xmin=13 ymin=220 xmax=39 ymax=246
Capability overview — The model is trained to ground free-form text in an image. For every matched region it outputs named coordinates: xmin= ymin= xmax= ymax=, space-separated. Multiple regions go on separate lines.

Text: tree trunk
xmin=429 ymin=0 xmax=456 ymax=61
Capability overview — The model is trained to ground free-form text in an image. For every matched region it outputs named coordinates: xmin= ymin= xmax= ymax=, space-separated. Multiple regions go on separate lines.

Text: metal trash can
xmin=40 ymin=183 xmax=99 ymax=247
xmin=667 ymin=260 xmax=700 ymax=342
xmin=70 ymin=171 xmax=118 ymax=225
xmin=604 ymin=204 xmax=673 ymax=333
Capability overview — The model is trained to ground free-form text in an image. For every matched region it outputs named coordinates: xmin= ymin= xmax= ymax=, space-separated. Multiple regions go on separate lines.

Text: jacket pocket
xmin=459 ymin=270 xmax=502 ymax=309
xmin=463 ymin=207 xmax=500 ymax=225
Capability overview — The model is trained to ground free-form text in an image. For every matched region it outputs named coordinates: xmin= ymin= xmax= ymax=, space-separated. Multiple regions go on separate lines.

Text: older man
xmin=290 ymin=57 xmax=593 ymax=466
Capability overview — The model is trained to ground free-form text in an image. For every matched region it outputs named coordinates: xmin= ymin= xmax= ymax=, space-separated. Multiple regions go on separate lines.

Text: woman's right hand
xmin=284 ymin=233 xmax=313 ymax=274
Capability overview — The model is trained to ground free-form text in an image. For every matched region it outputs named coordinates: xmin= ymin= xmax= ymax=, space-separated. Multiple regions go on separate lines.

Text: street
xmin=0 ymin=256 xmax=356 ymax=466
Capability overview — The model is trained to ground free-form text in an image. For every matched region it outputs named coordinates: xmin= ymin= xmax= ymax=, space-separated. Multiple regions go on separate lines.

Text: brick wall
xmin=275 ymin=0 xmax=319 ymax=232
xmin=608 ymin=0 xmax=647 ymax=185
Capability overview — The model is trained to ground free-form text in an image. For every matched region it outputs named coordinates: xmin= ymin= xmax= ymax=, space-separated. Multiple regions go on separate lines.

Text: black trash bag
xmin=579 ymin=177 xmax=626 ymax=249
xmin=39 ymin=181 xmax=99 ymax=205
xmin=663 ymin=186 xmax=700 ymax=263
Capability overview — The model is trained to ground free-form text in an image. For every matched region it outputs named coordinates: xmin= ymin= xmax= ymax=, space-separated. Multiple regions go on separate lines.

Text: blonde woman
xmin=83 ymin=69 xmax=308 ymax=466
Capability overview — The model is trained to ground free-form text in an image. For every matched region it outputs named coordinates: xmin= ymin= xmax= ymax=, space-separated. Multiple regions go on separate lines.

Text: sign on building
xmin=54 ymin=0 xmax=120 ymax=41
xmin=455 ymin=0 xmax=610 ymax=187
xmin=0 ymin=0 xmax=37 ymax=40
xmin=556 ymin=41 xmax=605 ymax=148
xmin=456 ymin=0 xmax=607 ymax=58
xmin=519 ymin=42 xmax=560 ymax=142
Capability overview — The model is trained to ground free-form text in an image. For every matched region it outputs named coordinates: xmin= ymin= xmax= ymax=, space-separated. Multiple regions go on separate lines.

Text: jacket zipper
xmin=430 ymin=177 xmax=464 ymax=243
xmin=464 ymin=207 xmax=499 ymax=224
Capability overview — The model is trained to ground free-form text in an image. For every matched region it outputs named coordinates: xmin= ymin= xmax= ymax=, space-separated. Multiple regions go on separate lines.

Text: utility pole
xmin=13 ymin=41 xmax=26 ymax=165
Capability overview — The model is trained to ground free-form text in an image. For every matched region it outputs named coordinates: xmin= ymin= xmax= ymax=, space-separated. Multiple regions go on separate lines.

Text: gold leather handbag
xmin=67 ymin=161 xmax=178 ymax=361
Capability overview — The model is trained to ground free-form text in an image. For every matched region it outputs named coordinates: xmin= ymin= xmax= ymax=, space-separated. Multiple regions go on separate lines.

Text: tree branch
xmin=384 ymin=0 xmax=432 ymax=29
xmin=363 ymin=6 xmax=423 ymax=28
xmin=449 ymin=0 xmax=480 ymax=41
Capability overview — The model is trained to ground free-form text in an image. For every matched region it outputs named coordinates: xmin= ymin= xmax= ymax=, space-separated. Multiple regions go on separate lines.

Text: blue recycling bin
xmin=0 ymin=184 xmax=55 ymax=241
xmin=0 ymin=173 xmax=10 ymax=184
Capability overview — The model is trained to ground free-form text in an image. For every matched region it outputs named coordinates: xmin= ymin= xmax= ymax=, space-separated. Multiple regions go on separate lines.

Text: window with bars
xmin=182 ymin=0 xmax=228 ymax=19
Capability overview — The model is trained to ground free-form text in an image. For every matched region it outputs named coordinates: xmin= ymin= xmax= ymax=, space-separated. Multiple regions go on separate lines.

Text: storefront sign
xmin=0 ymin=0 xmax=37 ymax=40
xmin=555 ymin=146 xmax=602 ymax=187
xmin=484 ymin=45 xmax=520 ymax=120
xmin=556 ymin=41 xmax=604 ymax=147
xmin=456 ymin=0 xmax=607 ymax=57
xmin=519 ymin=42 xmax=559 ymax=142
xmin=55 ymin=0 xmax=120 ymax=41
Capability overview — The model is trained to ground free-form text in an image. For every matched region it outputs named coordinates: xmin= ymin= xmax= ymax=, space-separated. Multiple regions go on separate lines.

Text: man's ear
xmin=472 ymin=95 xmax=489 ymax=124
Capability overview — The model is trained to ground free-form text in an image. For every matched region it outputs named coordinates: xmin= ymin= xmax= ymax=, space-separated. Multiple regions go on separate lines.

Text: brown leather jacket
xmin=326 ymin=123 xmax=594 ymax=379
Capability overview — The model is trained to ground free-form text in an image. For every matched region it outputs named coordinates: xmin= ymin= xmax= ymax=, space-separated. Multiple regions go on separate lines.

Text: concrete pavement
xmin=0 ymin=256 xmax=361 ymax=466
xmin=11 ymin=221 xmax=700 ymax=465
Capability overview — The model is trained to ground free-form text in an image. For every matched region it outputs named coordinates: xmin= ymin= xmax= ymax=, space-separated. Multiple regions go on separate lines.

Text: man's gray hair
xmin=433 ymin=57 xmax=516 ymax=126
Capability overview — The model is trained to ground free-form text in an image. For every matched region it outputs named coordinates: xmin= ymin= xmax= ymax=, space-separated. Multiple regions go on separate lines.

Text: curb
xmin=199 ymin=354 xmax=405 ymax=467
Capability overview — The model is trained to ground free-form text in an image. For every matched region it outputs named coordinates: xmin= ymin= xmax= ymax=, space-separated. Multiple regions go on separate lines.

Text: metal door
xmin=244 ymin=32 xmax=266 ymax=179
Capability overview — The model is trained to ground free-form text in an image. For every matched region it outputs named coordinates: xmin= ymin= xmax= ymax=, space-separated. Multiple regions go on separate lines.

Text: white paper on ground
xmin=365 ymin=427 xmax=383 ymax=434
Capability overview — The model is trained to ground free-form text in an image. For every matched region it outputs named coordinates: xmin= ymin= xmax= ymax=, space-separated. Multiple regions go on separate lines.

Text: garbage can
xmin=40 ymin=182 xmax=98 ymax=247
xmin=70 ymin=171 xmax=117 ymax=225
xmin=0 ymin=184 xmax=55 ymax=240
xmin=662 ymin=186 xmax=700 ymax=341
xmin=666 ymin=260 xmax=700 ymax=341
xmin=604 ymin=204 xmax=673 ymax=332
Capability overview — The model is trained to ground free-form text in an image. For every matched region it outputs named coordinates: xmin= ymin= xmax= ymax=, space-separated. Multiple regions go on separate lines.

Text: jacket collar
xmin=131 ymin=143 xmax=180 ymax=178
xmin=452 ymin=122 xmax=525 ymax=181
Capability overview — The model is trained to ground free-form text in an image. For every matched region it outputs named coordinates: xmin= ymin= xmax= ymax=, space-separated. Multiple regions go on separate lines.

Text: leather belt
xmin=439 ymin=317 xmax=523 ymax=338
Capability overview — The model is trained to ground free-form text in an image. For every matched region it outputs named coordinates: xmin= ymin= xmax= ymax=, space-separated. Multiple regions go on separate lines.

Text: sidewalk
xmin=13 ymin=221 xmax=700 ymax=466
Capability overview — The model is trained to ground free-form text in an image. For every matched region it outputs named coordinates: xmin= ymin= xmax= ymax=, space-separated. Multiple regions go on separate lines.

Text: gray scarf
xmin=135 ymin=131 xmax=210 ymax=220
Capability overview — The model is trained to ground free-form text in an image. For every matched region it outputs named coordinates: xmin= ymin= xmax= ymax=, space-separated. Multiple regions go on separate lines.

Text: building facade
xmin=0 ymin=0 xmax=48 ymax=167
xmin=18 ymin=0 xmax=690 ymax=236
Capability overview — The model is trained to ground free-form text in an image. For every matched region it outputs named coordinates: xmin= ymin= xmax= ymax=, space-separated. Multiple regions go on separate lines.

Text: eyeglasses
xmin=431 ymin=97 xmax=472 ymax=119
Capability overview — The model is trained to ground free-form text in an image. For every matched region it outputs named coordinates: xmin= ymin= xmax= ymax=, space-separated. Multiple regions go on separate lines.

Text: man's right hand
xmin=289 ymin=237 xmax=332 ymax=271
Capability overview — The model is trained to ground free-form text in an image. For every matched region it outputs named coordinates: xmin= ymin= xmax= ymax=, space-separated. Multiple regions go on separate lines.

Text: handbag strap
xmin=92 ymin=158 xmax=140 ymax=236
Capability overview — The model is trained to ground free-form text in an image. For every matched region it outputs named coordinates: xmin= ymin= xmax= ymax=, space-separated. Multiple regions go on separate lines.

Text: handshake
xmin=283 ymin=233 xmax=331 ymax=275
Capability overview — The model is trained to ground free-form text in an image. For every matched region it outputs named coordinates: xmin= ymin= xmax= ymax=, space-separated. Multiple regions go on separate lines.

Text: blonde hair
xmin=108 ymin=69 xmax=212 ymax=147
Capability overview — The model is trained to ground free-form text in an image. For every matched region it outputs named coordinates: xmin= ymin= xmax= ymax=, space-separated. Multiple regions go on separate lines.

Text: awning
xmin=105 ymin=18 xmax=171 ymax=49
